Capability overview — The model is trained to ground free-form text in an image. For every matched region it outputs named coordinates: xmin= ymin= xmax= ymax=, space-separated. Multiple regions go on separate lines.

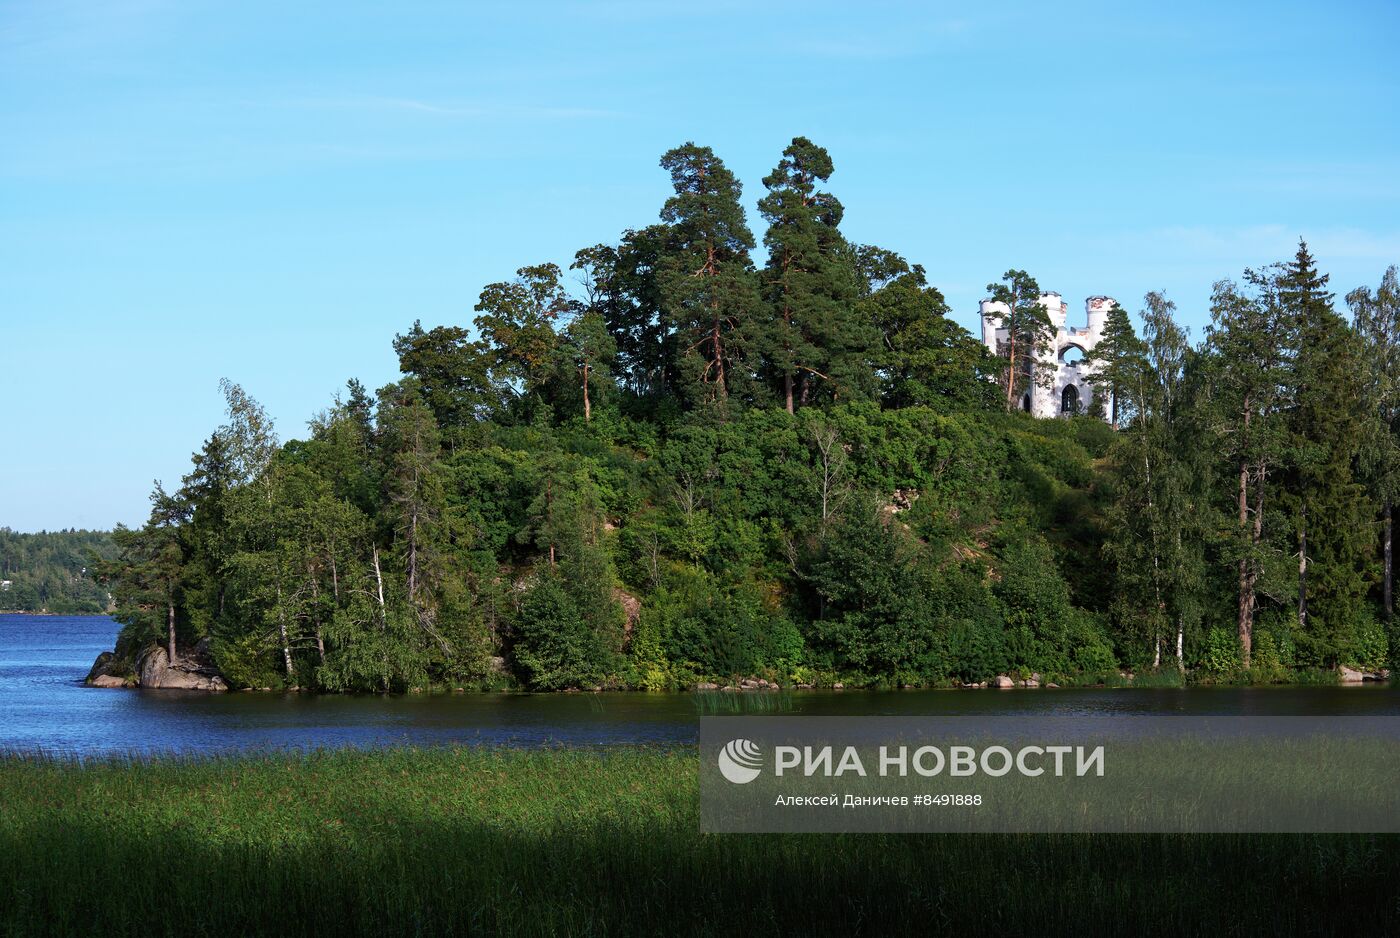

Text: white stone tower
xmin=979 ymin=294 xmax=1117 ymax=420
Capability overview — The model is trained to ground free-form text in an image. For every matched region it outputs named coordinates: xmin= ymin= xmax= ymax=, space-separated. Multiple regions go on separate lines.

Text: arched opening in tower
xmin=1059 ymin=344 xmax=1087 ymax=364
xmin=1061 ymin=384 xmax=1081 ymax=416
xmin=1022 ymin=393 xmax=1031 ymax=412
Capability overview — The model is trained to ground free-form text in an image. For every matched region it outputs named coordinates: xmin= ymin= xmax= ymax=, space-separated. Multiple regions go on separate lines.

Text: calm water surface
xmin=4 ymin=615 xmax=1399 ymax=756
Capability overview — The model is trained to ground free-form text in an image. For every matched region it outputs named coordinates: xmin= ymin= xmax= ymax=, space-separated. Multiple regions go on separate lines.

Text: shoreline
xmin=79 ymin=677 xmax=1397 ymax=695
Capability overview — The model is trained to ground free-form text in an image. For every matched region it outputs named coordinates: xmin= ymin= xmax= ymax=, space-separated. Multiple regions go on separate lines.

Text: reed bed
xmin=0 ymin=746 xmax=1395 ymax=936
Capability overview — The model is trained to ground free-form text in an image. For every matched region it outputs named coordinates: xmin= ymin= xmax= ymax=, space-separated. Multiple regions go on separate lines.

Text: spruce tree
xmin=1348 ymin=266 xmax=1400 ymax=622
xmin=376 ymin=379 xmax=452 ymax=660
xmin=1281 ymin=241 xmax=1370 ymax=664
xmin=1205 ymin=269 xmax=1294 ymax=667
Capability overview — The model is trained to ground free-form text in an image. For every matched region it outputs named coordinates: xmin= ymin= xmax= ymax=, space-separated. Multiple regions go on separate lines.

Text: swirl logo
xmin=717 ymin=738 xmax=763 ymax=784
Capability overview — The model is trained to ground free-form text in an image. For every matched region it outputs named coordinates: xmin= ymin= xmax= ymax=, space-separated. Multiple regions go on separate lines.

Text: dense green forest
xmin=0 ymin=529 xmax=114 ymax=614
xmin=99 ymin=138 xmax=1400 ymax=692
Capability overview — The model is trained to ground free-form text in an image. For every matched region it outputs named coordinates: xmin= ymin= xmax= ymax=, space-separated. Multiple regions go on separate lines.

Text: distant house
xmin=0 ymin=580 xmax=11 ymax=591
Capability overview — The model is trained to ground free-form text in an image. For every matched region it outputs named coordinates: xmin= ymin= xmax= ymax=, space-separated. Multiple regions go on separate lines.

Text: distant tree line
xmin=97 ymin=138 xmax=1400 ymax=690
xmin=0 ymin=529 xmax=115 ymax=614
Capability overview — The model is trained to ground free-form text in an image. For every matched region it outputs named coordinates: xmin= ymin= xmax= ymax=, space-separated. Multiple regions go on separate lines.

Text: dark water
xmin=4 ymin=615 xmax=1399 ymax=756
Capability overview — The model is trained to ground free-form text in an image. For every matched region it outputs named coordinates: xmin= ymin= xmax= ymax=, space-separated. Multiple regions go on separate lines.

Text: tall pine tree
xmin=756 ymin=137 xmax=871 ymax=411
xmin=1084 ymin=301 xmax=1144 ymax=429
xmin=656 ymin=143 xmax=760 ymax=407
xmin=984 ymin=270 xmax=1053 ymax=412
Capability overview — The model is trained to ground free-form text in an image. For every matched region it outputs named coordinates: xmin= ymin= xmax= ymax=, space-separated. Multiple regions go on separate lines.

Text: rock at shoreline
xmin=136 ymin=645 xmax=229 ymax=692
xmin=85 ymin=651 xmax=115 ymax=682
xmin=85 ymin=650 xmax=132 ymax=687
xmin=1340 ymin=666 xmax=1390 ymax=683
xmin=992 ymin=675 xmax=1015 ymax=688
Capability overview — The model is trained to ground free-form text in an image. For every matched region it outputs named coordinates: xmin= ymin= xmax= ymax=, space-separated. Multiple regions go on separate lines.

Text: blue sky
xmin=2 ymin=0 xmax=1398 ymax=531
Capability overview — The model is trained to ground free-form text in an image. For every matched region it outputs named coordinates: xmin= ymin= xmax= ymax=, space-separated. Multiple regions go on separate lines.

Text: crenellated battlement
xmin=979 ymin=294 xmax=1117 ymax=420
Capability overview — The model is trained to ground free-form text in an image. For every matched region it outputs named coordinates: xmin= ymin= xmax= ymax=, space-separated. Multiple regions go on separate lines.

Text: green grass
xmin=691 ymin=690 xmax=794 ymax=713
xmin=0 ymin=747 xmax=1396 ymax=936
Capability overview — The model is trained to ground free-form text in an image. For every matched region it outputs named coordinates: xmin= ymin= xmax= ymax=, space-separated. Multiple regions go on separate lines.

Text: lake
xmin=4 ymin=614 xmax=1399 ymax=756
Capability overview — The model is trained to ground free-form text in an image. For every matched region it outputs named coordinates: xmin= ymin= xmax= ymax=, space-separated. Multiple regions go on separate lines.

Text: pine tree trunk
xmin=1243 ymin=460 xmax=1266 ymax=668
xmin=710 ymin=308 xmax=726 ymax=398
xmin=783 ymin=300 xmax=795 ymax=415
xmin=1237 ymin=458 xmax=1254 ymax=668
xmin=1297 ymin=507 xmax=1308 ymax=633
xmin=1385 ymin=498 xmax=1393 ymax=619
xmin=167 ymin=601 xmax=176 ymax=663
xmin=1004 ymin=329 xmax=1019 ymax=412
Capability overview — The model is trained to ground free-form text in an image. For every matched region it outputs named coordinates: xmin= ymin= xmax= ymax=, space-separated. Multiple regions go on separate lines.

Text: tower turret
xmin=979 ymin=299 xmax=1005 ymax=348
xmin=1040 ymin=292 xmax=1068 ymax=331
xmin=1085 ymin=296 xmax=1116 ymax=339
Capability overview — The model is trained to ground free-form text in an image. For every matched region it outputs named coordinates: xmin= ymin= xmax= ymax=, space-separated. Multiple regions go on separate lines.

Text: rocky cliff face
xmin=136 ymin=644 xmax=229 ymax=691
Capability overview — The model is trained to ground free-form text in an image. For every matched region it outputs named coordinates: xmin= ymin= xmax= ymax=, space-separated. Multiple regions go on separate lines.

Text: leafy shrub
xmin=513 ymin=573 xmax=605 ymax=690
xmin=646 ymin=572 xmax=802 ymax=680
xmin=1346 ymin=610 xmax=1389 ymax=671
xmin=1201 ymin=627 xmax=1241 ymax=676
xmin=211 ymin=631 xmax=287 ymax=691
xmin=1072 ymin=632 xmax=1116 ymax=674
xmin=939 ymin=618 xmax=1008 ymax=684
